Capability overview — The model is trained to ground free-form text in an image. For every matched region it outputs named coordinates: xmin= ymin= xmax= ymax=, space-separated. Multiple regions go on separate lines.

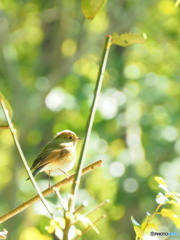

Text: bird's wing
xmin=30 ymin=138 xmax=60 ymax=170
xmin=31 ymin=148 xmax=71 ymax=170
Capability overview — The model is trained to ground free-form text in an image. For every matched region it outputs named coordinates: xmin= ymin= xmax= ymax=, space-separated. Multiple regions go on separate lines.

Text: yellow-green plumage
xmin=28 ymin=130 xmax=81 ymax=179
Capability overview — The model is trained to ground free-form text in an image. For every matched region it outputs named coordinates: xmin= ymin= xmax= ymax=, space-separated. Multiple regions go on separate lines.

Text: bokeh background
xmin=0 ymin=0 xmax=179 ymax=240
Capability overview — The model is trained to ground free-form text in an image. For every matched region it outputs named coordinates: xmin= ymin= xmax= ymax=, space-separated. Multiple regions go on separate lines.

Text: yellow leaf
xmin=65 ymin=212 xmax=75 ymax=222
xmin=175 ymin=0 xmax=180 ymax=7
xmin=111 ymin=32 xmax=146 ymax=47
xmin=154 ymin=177 xmax=167 ymax=187
xmin=81 ymin=0 xmax=104 ymax=19
xmin=168 ymin=200 xmax=180 ymax=208
xmin=133 ymin=226 xmax=143 ymax=238
xmin=161 ymin=209 xmax=180 ymax=228
xmin=141 ymin=221 xmax=158 ymax=231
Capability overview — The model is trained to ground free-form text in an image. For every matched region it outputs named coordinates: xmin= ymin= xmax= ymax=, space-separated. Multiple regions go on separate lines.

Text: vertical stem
xmin=63 ymin=35 xmax=112 ymax=240
xmin=0 ymin=97 xmax=53 ymax=217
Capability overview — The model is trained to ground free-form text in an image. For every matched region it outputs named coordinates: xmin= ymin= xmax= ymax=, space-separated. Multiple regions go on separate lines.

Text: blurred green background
xmin=0 ymin=0 xmax=179 ymax=239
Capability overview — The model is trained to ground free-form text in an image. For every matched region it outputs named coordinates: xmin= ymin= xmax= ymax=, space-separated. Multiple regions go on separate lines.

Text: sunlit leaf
xmin=159 ymin=184 xmax=169 ymax=192
xmin=75 ymin=213 xmax=100 ymax=234
xmin=81 ymin=0 xmax=104 ymax=19
xmin=175 ymin=0 xmax=180 ymax=7
xmin=141 ymin=221 xmax=158 ymax=231
xmin=131 ymin=216 xmax=140 ymax=226
xmin=65 ymin=212 xmax=75 ymax=222
xmin=156 ymin=192 xmax=168 ymax=204
xmin=168 ymin=200 xmax=180 ymax=208
xmin=133 ymin=226 xmax=143 ymax=238
xmin=154 ymin=177 xmax=167 ymax=187
xmin=160 ymin=209 xmax=180 ymax=228
xmin=111 ymin=32 xmax=146 ymax=47
xmin=71 ymin=226 xmax=82 ymax=237
xmin=45 ymin=217 xmax=65 ymax=234
xmin=0 ymin=93 xmax=13 ymax=126
xmin=0 ymin=229 xmax=8 ymax=239
xmin=166 ymin=192 xmax=180 ymax=205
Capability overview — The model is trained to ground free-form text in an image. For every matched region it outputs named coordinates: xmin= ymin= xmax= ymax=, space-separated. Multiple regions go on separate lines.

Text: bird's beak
xmin=76 ymin=137 xmax=82 ymax=141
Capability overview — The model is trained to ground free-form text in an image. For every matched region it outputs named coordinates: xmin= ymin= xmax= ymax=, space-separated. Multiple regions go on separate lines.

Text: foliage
xmin=0 ymin=0 xmax=179 ymax=240
xmin=132 ymin=177 xmax=180 ymax=240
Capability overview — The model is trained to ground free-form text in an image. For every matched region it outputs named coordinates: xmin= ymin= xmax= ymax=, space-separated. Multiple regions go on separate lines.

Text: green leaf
xmin=0 ymin=93 xmax=13 ymax=126
xmin=111 ymin=32 xmax=146 ymax=47
xmin=81 ymin=0 xmax=104 ymax=19
xmin=75 ymin=213 xmax=100 ymax=234
xmin=154 ymin=177 xmax=167 ymax=187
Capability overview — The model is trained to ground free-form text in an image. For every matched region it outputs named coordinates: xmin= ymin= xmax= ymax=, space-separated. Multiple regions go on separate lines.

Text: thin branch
xmin=54 ymin=187 xmax=67 ymax=212
xmin=72 ymin=199 xmax=109 ymax=226
xmin=0 ymin=96 xmax=53 ymax=217
xmin=69 ymin=35 xmax=112 ymax=213
xmin=63 ymin=34 xmax=112 ymax=240
xmin=0 ymin=160 xmax=102 ymax=224
xmin=140 ymin=203 xmax=162 ymax=240
xmin=84 ymin=199 xmax=110 ymax=217
xmin=73 ymin=214 xmax=106 ymax=240
xmin=0 ymin=125 xmax=9 ymax=129
xmin=73 ymin=201 xmax=88 ymax=214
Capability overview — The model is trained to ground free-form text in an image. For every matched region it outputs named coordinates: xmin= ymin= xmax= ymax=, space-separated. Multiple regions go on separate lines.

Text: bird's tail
xmin=26 ymin=166 xmax=44 ymax=181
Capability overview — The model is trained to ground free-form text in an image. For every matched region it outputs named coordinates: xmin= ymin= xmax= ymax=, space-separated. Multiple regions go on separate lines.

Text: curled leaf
xmin=131 ymin=216 xmax=140 ymax=226
xmin=81 ymin=0 xmax=104 ymax=19
xmin=111 ymin=32 xmax=147 ymax=47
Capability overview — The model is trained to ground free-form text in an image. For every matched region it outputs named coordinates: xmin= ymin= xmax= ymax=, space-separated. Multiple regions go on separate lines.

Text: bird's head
xmin=56 ymin=130 xmax=81 ymax=147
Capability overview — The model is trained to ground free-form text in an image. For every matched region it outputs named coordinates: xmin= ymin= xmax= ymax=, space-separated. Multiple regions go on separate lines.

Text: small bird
xmin=27 ymin=130 xmax=81 ymax=187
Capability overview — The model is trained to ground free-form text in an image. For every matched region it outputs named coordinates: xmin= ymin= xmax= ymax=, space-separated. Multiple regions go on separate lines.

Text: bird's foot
xmin=58 ymin=168 xmax=69 ymax=179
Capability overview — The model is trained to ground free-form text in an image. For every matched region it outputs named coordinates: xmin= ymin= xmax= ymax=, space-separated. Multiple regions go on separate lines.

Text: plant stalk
xmin=63 ymin=35 xmax=112 ymax=240
xmin=0 ymin=97 xmax=53 ymax=216
xmin=0 ymin=160 xmax=102 ymax=224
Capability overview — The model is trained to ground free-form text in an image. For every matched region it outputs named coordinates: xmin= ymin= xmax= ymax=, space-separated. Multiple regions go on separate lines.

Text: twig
xmin=140 ymin=204 xmax=162 ymax=240
xmin=84 ymin=199 xmax=110 ymax=217
xmin=63 ymin=34 xmax=112 ymax=240
xmin=73 ymin=201 xmax=88 ymax=214
xmin=73 ymin=214 xmax=106 ymax=240
xmin=54 ymin=187 xmax=67 ymax=211
xmin=72 ymin=199 xmax=109 ymax=225
xmin=0 ymin=160 xmax=102 ymax=224
xmin=0 ymin=96 xmax=53 ymax=217
xmin=0 ymin=125 xmax=9 ymax=129
xmin=69 ymin=35 xmax=112 ymax=212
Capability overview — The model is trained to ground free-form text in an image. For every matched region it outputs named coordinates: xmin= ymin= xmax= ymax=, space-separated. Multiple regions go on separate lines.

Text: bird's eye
xmin=68 ymin=136 xmax=73 ymax=140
